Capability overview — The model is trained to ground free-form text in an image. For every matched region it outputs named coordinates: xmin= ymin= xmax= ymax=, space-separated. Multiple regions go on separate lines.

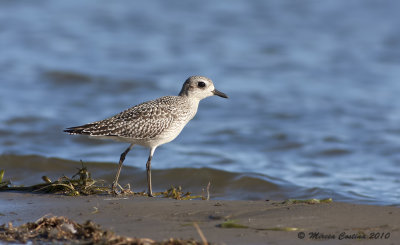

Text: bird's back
xmin=64 ymin=96 xmax=197 ymax=143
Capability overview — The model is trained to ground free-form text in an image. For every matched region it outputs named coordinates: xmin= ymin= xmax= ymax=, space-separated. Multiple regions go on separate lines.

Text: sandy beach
xmin=0 ymin=192 xmax=398 ymax=245
xmin=2 ymin=1 xmax=400 ymax=244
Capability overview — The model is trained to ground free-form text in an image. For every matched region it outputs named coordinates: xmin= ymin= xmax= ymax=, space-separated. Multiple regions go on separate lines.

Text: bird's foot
xmin=111 ymin=182 xmax=134 ymax=196
xmin=111 ymin=181 xmax=121 ymax=195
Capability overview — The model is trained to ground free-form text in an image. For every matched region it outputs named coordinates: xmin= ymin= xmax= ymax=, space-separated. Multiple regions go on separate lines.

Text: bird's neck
xmin=181 ymin=95 xmax=201 ymax=119
xmin=187 ymin=96 xmax=201 ymax=108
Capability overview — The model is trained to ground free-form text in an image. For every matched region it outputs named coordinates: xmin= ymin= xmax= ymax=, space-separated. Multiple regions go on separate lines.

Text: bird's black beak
xmin=213 ymin=89 xmax=228 ymax=98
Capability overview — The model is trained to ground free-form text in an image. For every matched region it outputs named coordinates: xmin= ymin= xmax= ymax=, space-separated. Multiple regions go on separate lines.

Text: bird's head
xmin=179 ymin=76 xmax=228 ymax=100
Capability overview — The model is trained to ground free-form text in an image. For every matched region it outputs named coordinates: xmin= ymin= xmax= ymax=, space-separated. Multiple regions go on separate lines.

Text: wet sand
xmin=0 ymin=192 xmax=398 ymax=245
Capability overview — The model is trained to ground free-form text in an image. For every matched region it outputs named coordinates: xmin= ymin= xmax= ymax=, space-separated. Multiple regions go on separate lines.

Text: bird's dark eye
xmin=198 ymin=81 xmax=206 ymax=88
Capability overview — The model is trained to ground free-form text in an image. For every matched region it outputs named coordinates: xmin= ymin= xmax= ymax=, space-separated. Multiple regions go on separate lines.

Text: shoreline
xmin=1 ymin=154 xmax=393 ymax=206
xmin=0 ymin=192 xmax=398 ymax=244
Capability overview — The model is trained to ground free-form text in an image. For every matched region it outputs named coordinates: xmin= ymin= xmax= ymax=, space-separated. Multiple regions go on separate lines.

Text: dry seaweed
xmin=0 ymin=169 xmax=10 ymax=189
xmin=0 ymin=169 xmax=4 ymax=182
xmin=217 ymin=220 xmax=299 ymax=232
xmin=217 ymin=220 xmax=249 ymax=229
xmin=0 ymin=216 xmax=201 ymax=244
xmin=154 ymin=186 xmax=204 ymax=200
xmin=282 ymin=198 xmax=333 ymax=204
xmin=256 ymin=227 xmax=299 ymax=231
xmin=0 ymin=166 xmax=109 ymax=196
xmin=0 ymin=167 xmax=206 ymax=200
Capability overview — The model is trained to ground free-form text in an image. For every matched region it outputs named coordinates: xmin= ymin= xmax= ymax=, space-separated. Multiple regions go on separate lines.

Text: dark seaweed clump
xmin=0 ymin=216 xmax=201 ymax=244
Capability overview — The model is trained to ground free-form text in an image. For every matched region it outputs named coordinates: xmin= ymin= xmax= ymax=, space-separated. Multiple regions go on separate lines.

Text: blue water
xmin=0 ymin=0 xmax=399 ymax=205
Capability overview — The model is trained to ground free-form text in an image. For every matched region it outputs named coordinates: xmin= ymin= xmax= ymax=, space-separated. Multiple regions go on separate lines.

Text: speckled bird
xmin=64 ymin=76 xmax=228 ymax=196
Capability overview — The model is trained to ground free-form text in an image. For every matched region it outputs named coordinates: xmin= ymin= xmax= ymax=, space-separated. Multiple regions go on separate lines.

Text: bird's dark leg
xmin=146 ymin=147 xmax=156 ymax=197
xmin=112 ymin=144 xmax=134 ymax=194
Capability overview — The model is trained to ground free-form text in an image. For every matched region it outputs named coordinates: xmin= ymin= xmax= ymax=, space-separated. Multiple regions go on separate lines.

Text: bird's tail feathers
xmin=64 ymin=124 xmax=94 ymax=135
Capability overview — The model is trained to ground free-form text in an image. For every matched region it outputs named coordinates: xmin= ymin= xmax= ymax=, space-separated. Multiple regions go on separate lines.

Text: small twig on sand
xmin=193 ymin=222 xmax=208 ymax=245
xmin=206 ymin=181 xmax=211 ymax=201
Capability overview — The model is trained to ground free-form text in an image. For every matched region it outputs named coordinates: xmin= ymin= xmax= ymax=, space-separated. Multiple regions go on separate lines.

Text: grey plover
xmin=64 ymin=76 xmax=228 ymax=196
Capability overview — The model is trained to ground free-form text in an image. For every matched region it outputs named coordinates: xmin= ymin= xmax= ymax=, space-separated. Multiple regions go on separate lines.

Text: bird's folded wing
xmin=64 ymin=96 xmax=190 ymax=139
